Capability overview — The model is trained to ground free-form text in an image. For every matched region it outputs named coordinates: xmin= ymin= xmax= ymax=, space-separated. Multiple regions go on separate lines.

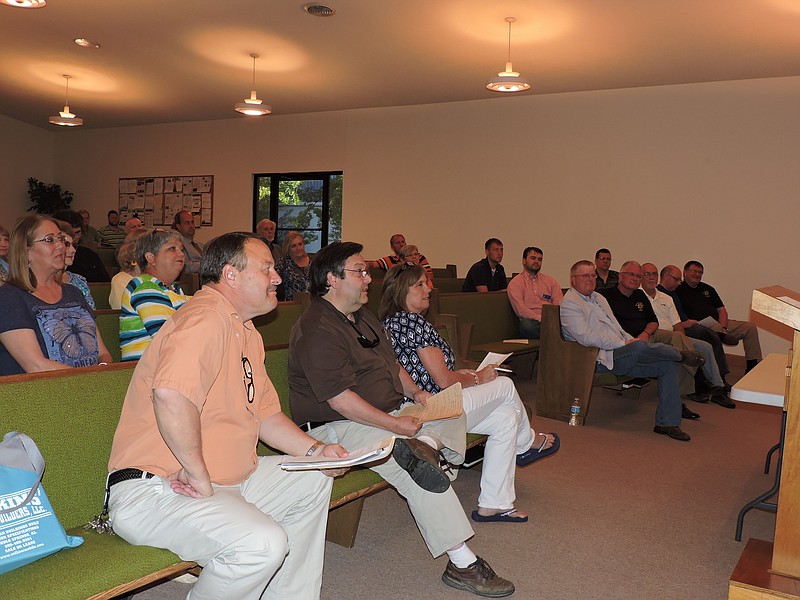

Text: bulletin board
xmin=117 ymin=175 xmax=214 ymax=228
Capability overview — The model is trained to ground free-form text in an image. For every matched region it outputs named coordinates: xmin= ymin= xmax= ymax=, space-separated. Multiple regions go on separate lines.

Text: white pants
xmin=108 ymin=456 xmax=333 ymax=600
xmin=462 ymin=376 xmax=535 ymax=510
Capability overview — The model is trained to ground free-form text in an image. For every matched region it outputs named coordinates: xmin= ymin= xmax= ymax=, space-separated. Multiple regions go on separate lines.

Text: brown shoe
xmin=442 ymin=556 xmax=515 ymax=597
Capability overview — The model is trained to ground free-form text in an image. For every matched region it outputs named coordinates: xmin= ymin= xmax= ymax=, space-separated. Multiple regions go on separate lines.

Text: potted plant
xmin=27 ymin=177 xmax=73 ymax=214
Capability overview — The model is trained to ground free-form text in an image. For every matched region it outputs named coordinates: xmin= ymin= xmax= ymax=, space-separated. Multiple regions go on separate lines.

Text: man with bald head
xmin=560 ymin=260 xmax=700 ymax=441
xmin=641 ymin=263 xmax=732 ymax=408
xmin=174 ymin=210 xmax=204 ymax=274
xmin=256 ymin=218 xmax=283 ymax=262
xmin=124 ymin=217 xmax=144 ymax=235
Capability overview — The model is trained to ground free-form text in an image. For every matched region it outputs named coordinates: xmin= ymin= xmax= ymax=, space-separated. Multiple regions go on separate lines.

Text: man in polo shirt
xmin=98 ymin=210 xmax=127 ymax=249
xmin=675 ymin=260 xmax=762 ymax=374
xmin=506 ymin=246 xmax=563 ymax=339
xmin=174 ymin=210 xmax=204 ymax=274
xmin=560 ymin=260 xmax=700 ymax=441
xmin=288 ymin=241 xmax=515 ymax=598
xmin=107 ymin=232 xmax=347 ymax=600
xmin=462 ymin=238 xmax=506 ymax=293
xmin=594 ymin=248 xmax=619 ymax=290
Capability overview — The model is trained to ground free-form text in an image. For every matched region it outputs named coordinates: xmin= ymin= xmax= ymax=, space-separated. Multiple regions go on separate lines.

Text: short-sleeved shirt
xmin=506 ymin=271 xmax=563 ymax=321
xmin=120 ymin=274 xmax=188 ymax=361
xmin=675 ymin=282 xmax=724 ymax=321
xmin=109 ymin=287 xmax=281 ymax=485
xmin=462 ymin=258 xmax=507 ymax=292
xmin=598 ymin=286 xmax=658 ymax=338
xmin=377 ymin=254 xmax=432 ymax=275
xmin=595 ymin=270 xmax=619 ymax=290
xmin=0 ymin=283 xmax=98 ymax=375
xmin=383 ymin=311 xmax=454 ymax=395
xmin=643 ymin=289 xmax=681 ymax=331
xmin=276 ymin=255 xmax=311 ymax=301
xmin=98 ymin=225 xmax=126 ymax=249
xmin=288 ymin=297 xmax=404 ymax=424
xmin=180 ymin=234 xmax=204 ymax=275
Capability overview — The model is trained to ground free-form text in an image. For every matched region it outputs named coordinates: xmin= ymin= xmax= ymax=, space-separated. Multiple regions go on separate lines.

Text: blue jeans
xmin=597 ymin=341 xmax=682 ymax=426
xmin=518 ymin=318 xmax=541 ymax=340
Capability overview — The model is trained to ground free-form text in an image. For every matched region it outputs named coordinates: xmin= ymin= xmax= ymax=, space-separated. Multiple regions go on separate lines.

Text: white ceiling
xmin=1 ymin=0 xmax=799 ymax=130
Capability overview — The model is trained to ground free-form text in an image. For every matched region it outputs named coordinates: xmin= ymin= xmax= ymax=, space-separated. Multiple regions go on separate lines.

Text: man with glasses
xmin=594 ymin=248 xmax=619 ymax=290
xmin=107 ymin=233 xmax=348 ymax=599
xmin=675 ymin=260 xmax=762 ymax=374
xmin=560 ymin=260 xmax=700 ymax=442
xmin=599 ymin=261 xmax=706 ymax=418
xmin=288 ymin=241 xmax=515 ymax=598
xmin=658 ymin=264 xmax=731 ymax=385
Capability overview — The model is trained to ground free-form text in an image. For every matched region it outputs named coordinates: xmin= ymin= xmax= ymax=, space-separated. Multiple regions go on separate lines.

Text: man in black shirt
xmin=462 ymin=238 xmax=506 ymax=292
xmin=675 ymin=260 xmax=762 ymax=373
xmin=53 ymin=210 xmax=111 ymax=282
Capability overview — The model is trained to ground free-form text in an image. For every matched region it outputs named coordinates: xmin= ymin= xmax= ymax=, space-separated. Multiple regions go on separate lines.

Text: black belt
xmin=107 ymin=468 xmax=155 ymax=488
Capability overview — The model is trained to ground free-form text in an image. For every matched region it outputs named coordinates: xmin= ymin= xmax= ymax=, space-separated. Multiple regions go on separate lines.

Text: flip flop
xmin=471 ymin=508 xmax=528 ymax=523
xmin=516 ymin=432 xmax=560 ymax=467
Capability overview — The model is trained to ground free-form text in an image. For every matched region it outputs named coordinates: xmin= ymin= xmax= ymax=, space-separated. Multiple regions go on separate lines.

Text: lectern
xmin=729 ymin=286 xmax=800 ymax=599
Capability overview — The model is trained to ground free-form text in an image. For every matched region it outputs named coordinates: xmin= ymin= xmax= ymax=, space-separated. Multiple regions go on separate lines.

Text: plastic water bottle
xmin=568 ymin=398 xmax=582 ymax=426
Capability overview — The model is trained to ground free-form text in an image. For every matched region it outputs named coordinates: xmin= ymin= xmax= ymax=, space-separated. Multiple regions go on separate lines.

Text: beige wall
xmin=2 ymin=76 xmax=798 ymax=354
xmin=0 ymin=114 xmax=54 ymax=218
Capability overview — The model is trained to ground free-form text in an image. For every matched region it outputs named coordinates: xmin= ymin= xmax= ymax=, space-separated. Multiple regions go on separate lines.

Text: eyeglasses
xmin=620 ymin=272 xmax=643 ymax=279
xmin=347 ymin=319 xmax=381 ymax=349
xmin=32 ymin=234 xmax=68 ymax=246
xmin=574 ymin=273 xmax=595 ymax=279
xmin=665 ymin=273 xmax=682 ymax=282
xmin=242 ymin=356 xmax=254 ymax=403
xmin=343 ymin=268 xmax=370 ymax=279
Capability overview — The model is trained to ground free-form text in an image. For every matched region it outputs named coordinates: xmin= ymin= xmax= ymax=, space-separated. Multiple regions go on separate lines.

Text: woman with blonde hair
xmin=109 ymin=229 xmax=148 ymax=309
xmin=276 ymin=231 xmax=312 ymax=300
xmin=0 ymin=214 xmax=112 ymax=375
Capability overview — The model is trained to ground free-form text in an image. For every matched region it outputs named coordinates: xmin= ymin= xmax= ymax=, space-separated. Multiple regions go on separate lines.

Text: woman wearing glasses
xmin=0 ymin=214 xmax=112 ymax=375
xmin=55 ymin=219 xmax=96 ymax=309
xmin=380 ymin=264 xmax=559 ymax=524
xmin=276 ymin=231 xmax=312 ymax=301
xmin=120 ymin=229 xmax=188 ymax=361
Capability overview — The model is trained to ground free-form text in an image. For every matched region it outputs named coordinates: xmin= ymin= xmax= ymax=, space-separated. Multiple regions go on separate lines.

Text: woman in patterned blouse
xmin=276 ymin=231 xmax=312 ymax=301
xmin=380 ymin=264 xmax=559 ymax=524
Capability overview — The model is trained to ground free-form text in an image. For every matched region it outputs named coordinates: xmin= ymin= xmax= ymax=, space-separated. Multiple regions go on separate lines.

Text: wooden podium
xmin=729 ymin=286 xmax=800 ymax=599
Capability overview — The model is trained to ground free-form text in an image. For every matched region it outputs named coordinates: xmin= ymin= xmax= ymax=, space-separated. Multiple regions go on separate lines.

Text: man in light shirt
xmin=506 ymin=246 xmax=563 ymax=339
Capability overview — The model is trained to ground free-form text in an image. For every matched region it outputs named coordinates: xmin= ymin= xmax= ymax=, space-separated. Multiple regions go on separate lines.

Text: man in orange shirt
xmin=107 ymin=232 xmax=347 ymax=600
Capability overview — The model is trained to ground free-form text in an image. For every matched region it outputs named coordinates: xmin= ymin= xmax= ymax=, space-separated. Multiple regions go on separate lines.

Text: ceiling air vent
xmin=303 ymin=3 xmax=335 ymax=17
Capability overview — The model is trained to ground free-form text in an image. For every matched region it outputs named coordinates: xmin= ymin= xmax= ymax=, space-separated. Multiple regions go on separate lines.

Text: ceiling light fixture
xmin=234 ymin=53 xmax=272 ymax=116
xmin=74 ymin=38 xmax=101 ymax=49
xmin=303 ymin=3 xmax=335 ymax=17
xmin=486 ymin=17 xmax=531 ymax=93
xmin=48 ymin=74 xmax=83 ymax=127
xmin=1 ymin=0 xmax=46 ymax=7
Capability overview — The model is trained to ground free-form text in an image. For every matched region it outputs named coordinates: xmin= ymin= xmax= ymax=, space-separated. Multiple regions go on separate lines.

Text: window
xmin=253 ymin=171 xmax=342 ymax=253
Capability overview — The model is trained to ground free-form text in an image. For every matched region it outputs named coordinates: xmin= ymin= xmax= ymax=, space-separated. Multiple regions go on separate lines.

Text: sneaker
xmin=442 ymin=556 xmax=515 ymax=597
xmin=392 ymin=438 xmax=450 ymax=493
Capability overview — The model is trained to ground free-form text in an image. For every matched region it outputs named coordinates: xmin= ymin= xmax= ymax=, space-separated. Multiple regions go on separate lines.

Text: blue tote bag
xmin=0 ymin=431 xmax=83 ymax=575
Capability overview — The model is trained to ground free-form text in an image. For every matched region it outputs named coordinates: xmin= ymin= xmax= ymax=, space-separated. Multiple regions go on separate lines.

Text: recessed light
xmin=1 ymin=0 xmax=46 ymax=7
xmin=75 ymin=38 xmax=101 ymax=49
xmin=303 ymin=3 xmax=335 ymax=17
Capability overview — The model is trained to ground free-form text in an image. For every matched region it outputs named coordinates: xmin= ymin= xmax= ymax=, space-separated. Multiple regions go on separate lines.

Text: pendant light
xmin=0 ymin=0 xmax=47 ymax=7
xmin=486 ymin=17 xmax=531 ymax=93
xmin=48 ymin=74 xmax=84 ymax=127
xmin=234 ymin=53 xmax=272 ymax=116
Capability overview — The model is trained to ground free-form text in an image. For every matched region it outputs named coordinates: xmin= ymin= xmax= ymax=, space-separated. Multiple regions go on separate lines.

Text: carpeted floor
xmin=131 ymin=360 xmax=782 ymax=599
